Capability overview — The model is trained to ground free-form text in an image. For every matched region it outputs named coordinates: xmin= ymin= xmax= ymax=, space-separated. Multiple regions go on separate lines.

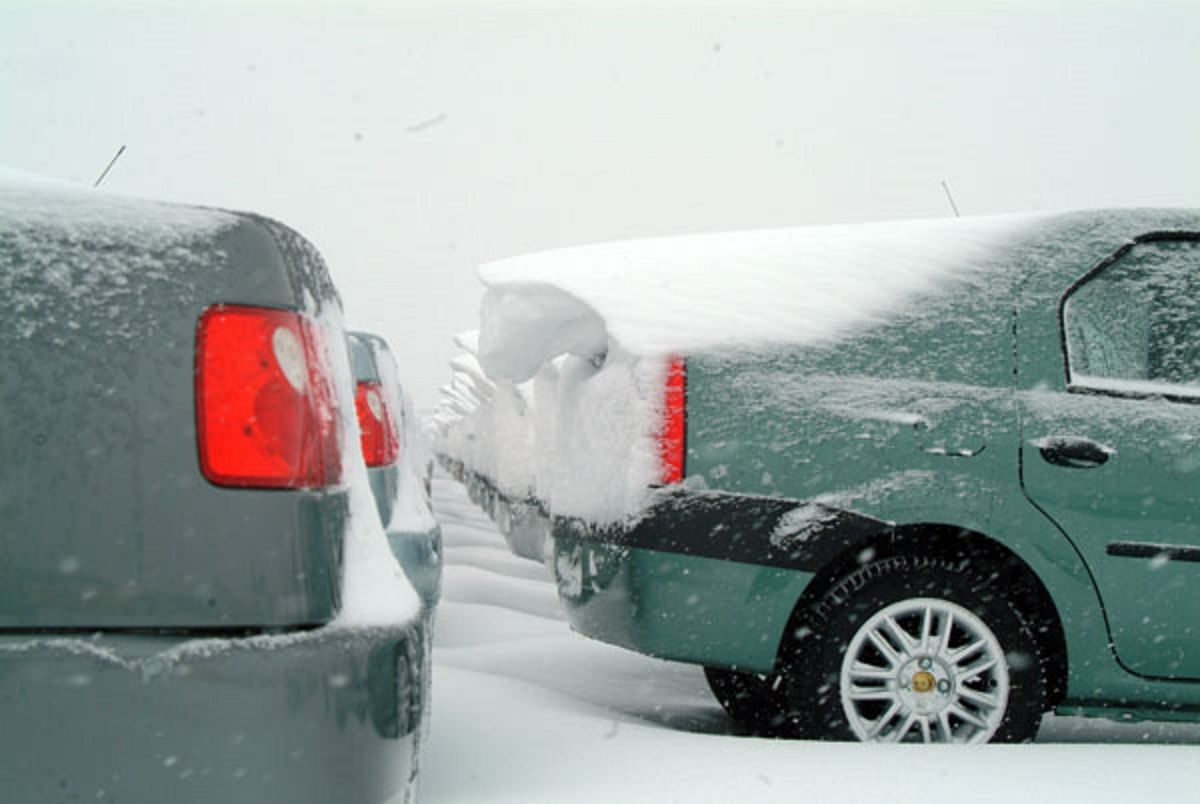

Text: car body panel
xmin=553 ymin=527 xmax=812 ymax=673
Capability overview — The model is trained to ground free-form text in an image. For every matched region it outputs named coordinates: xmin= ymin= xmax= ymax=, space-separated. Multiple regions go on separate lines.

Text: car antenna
xmin=93 ymin=145 xmax=127 ymax=188
xmin=940 ymin=179 xmax=961 ymax=218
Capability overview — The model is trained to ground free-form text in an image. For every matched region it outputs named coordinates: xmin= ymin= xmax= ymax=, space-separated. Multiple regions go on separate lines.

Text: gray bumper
xmin=0 ymin=621 xmax=426 ymax=803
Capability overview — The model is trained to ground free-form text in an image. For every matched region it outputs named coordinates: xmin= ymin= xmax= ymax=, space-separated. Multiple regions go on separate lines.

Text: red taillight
xmin=355 ymin=380 xmax=400 ymax=467
xmin=659 ymin=356 xmax=686 ymax=484
xmin=196 ymin=304 xmax=342 ymax=489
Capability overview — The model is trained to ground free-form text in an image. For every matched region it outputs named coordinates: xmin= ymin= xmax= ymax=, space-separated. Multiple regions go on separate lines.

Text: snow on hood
xmin=477 ymin=214 xmax=1035 ymax=381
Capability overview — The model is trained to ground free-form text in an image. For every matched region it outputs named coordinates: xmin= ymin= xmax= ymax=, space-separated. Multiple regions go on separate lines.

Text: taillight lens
xmin=659 ymin=356 xmax=686 ymax=484
xmin=355 ymin=380 xmax=400 ymax=467
xmin=196 ymin=304 xmax=342 ymax=489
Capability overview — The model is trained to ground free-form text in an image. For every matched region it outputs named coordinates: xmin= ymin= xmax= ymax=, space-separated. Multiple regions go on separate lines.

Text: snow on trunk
xmin=477 ymin=214 xmax=1031 ymax=368
xmin=441 ymin=214 xmax=1035 ymax=523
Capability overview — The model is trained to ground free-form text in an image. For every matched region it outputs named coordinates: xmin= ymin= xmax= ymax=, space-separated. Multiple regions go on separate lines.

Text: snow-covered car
xmin=435 ymin=334 xmax=553 ymax=563
xmin=0 ymin=171 xmax=426 ymax=801
xmin=445 ymin=209 xmax=1200 ymax=744
xmin=348 ymin=331 xmax=442 ymax=608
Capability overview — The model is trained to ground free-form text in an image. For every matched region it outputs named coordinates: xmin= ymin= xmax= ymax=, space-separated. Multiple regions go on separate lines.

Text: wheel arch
xmin=776 ymin=522 xmax=1069 ymax=709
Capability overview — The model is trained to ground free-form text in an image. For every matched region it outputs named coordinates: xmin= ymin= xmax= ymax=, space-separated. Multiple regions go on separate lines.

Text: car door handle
xmin=1032 ymin=436 xmax=1114 ymax=469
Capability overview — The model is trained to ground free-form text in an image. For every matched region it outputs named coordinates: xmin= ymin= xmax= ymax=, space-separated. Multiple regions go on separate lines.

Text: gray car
xmin=0 ymin=172 xmax=426 ymax=802
xmin=349 ymin=330 xmax=442 ymax=609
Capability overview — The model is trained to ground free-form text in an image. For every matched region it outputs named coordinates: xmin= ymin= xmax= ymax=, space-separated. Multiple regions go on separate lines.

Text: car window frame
xmin=1056 ymin=230 xmax=1200 ymax=404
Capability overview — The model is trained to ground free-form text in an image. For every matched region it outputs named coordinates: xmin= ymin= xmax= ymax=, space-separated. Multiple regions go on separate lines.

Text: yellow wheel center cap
xmin=912 ymin=671 xmax=936 ymax=694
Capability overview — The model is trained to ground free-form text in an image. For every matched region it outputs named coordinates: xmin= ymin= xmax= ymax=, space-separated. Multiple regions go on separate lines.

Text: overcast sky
xmin=4 ymin=0 xmax=1198 ymax=409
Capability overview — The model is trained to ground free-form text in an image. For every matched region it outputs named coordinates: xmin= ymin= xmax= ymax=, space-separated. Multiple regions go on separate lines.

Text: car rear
xmin=349 ymin=330 xmax=443 ymax=610
xmin=0 ymin=172 xmax=423 ymax=802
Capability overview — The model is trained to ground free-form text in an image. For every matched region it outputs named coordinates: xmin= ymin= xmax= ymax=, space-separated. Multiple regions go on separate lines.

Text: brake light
xmin=355 ymin=380 xmax=400 ymax=467
xmin=659 ymin=356 xmax=686 ymax=484
xmin=196 ymin=305 xmax=342 ymax=488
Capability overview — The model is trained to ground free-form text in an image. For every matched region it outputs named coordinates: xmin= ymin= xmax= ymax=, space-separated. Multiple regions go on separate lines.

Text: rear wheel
xmin=781 ymin=555 xmax=1046 ymax=743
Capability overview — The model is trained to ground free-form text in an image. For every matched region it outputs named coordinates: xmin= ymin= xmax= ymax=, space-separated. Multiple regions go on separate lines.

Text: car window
xmin=1063 ymin=237 xmax=1200 ymax=393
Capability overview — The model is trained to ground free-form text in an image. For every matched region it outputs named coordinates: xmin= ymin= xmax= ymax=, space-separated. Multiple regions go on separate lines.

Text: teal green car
xmin=549 ymin=209 xmax=1200 ymax=743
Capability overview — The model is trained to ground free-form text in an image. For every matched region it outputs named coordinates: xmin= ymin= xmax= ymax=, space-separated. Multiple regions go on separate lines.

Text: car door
xmin=1019 ymin=234 xmax=1200 ymax=681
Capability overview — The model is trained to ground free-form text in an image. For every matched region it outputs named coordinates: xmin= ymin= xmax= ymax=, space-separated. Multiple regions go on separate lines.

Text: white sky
xmin=4 ymin=0 xmax=1198 ymax=409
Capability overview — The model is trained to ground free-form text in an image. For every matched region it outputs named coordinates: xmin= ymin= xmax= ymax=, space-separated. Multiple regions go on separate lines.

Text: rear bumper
xmin=496 ymin=496 xmax=552 ymax=563
xmin=445 ymin=464 xmax=831 ymax=670
xmin=443 ymin=459 xmax=549 ymax=564
xmin=551 ymin=522 xmax=813 ymax=674
xmin=0 ymin=620 xmax=427 ymax=804
xmin=547 ymin=487 xmax=901 ymax=673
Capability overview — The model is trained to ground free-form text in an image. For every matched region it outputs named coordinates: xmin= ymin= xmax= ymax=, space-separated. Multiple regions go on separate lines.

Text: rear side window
xmin=1063 ymin=237 xmax=1200 ymax=395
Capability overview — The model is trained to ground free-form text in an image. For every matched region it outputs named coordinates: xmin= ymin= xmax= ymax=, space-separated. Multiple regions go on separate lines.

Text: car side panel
xmin=679 ymin=212 xmax=1200 ymax=712
xmin=685 ymin=395 xmax=1162 ymax=706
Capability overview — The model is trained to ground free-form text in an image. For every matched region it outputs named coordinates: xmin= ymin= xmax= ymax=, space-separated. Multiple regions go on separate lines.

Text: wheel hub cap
xmin=909 ymin=670 xmax=936 ymax=694
xmin=899 ymin=660 xmax=953 ymax=715
xmin=839 ymin=597 xmax=1011 ymax=743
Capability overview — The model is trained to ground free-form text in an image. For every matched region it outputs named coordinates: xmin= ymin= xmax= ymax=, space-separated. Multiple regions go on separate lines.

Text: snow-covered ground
xmin=421 ymin=472 xmax=1199 ymax=804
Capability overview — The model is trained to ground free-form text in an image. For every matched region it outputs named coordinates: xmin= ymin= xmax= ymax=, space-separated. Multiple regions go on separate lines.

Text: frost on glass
xmin=1066 ymin=239 xmax=1200 ymax=393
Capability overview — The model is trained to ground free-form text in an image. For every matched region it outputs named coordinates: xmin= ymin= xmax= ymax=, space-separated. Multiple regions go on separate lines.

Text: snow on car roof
xmin=476 ymin=214 xmax=1036 ymax=381
xmin=0 ymin=166 xmax=236 ymax=242
xmin=1 ymin=168 xmax=249 ymax=344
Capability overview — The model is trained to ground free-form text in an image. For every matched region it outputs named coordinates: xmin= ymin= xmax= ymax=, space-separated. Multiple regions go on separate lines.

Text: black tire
xmin=703 ymin=666 xmax=791 ymax=735
xmin=780 ymin=554 xmax=1047 ymax=743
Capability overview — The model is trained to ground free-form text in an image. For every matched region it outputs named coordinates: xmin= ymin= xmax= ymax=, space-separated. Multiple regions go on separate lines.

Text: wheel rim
xmin=839 ymin=597 xmax=1010 ymax=743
